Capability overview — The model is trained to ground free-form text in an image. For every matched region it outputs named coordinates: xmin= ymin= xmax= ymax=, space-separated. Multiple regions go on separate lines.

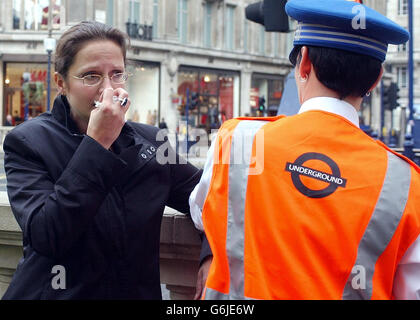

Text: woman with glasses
xmin=2 ymin=21 xmax=211 ymax=300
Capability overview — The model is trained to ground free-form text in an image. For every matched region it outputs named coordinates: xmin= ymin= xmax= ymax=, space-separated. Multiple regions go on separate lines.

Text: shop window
xmin=219 ymin=75 xmax=234 ymax=122
xmin=177 ymin=68 xmax=239 ymax=133
xmin=13 ymin=0 xmax=61 ymax=31
xmin=125 ymin=62 xmax=160 ymax=126
xmin=4 ymin=63 xmax=57 ymax=125
xmin=251 ymin=75 xmax=284 ymax=116
xmin=177 ymin=71 xmax=199 ymax=128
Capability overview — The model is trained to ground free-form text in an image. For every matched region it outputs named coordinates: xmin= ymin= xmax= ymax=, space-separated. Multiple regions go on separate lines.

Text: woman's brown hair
xmin=54 ymin=21 xmax=130 ymax=78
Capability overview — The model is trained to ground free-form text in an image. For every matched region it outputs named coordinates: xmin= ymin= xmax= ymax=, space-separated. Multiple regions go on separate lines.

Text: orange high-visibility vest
xmin=202 ymin=110 xmax=420 ymax=300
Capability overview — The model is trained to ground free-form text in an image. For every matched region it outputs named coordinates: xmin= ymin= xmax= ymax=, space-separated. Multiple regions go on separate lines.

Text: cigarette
xmin=113 ymin=96 xmax=128 ymax=107
xmin=93 ymin=96 xmax=128 ymax=108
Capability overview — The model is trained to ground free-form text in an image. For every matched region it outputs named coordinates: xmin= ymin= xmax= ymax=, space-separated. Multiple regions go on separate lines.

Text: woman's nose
xmin=98 ymin=76 xmax=114 ymax=94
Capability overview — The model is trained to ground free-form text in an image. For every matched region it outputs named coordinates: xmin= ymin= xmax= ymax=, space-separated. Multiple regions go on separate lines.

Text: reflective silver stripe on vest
xmin=212 ymin=120 xmax=266 ymax=300
xmin=205 ymin=287 xmax=231 ymax=300
xmin=342 ymin=151 xmax=411 ymax=300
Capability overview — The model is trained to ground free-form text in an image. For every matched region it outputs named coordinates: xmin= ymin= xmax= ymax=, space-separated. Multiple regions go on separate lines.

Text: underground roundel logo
xmin=285 ymin=152 xmax=347 ymax=198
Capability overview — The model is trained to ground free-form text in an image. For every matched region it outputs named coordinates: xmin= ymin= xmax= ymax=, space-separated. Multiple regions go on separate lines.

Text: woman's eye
xmin=84 ymin=74 xmax=99 ymax=80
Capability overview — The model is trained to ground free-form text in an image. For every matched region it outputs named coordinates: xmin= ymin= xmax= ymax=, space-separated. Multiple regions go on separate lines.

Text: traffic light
xmin=190 ymin=92 xmax=199 ymax=110
xmin=258 ymin=96 xmax=266 ymax=113
xmin=389 ymin=82 xmax=400 ymax=110
xmin=383 ymin=82 xmax=400 ymax=110
xmin=245 ymin=0 xmax=289 ymax=32
xmin=382 ymin=84 xmax=391 ymax=110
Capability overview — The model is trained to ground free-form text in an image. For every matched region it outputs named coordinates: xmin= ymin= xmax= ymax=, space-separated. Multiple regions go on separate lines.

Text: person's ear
xmin=368 ymin=66 xmax=384 ymax=93
xmin=297 ymin=46 xmax=312 ymax=82
xmin=54 ymin=72 xmax=67 ymax=95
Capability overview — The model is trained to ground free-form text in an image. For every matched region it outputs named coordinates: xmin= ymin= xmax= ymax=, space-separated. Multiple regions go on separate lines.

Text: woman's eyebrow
xmin=77 ymin=65 xmax=124 ymax=74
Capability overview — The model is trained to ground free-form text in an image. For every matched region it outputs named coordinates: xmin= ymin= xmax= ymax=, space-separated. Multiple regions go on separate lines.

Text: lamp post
xmin=186 ymin=88 xmax=190 ymax=160
xmin=408 ymin=0 xmax=414 ymax=130
xmin=43 ymin=37 xmax=56 ymax=112
xmin=43 ymin=0 xmax=56 ymax=112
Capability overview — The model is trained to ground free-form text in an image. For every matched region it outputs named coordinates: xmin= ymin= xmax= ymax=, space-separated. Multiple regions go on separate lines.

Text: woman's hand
xmin=194 ymin=256 xmax=212 ymax=300
xmin=87 ymin=87 xmax=130 ymax=150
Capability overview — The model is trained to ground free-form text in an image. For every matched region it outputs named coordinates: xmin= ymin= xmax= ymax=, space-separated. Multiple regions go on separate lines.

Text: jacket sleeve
xmin=132 ymin=123 xmax=213 ymax=263
xmin=4 ymin=130 xmax=127 ymax=259
xmin=198 ymin=232 xmax=212 ymax=266
xmin=165 ymin=152 xmax=213 ymax=264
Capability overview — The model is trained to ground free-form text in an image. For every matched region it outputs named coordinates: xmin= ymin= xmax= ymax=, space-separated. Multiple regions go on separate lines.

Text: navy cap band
xmin=294 ymin=23 xmax=388 ymax=62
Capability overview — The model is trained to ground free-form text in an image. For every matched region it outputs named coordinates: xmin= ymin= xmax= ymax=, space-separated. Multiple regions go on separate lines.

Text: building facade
xmin=0 ymin=0 xmax=292 ymax=135
xmin=1 ymin=0 xmax=417 ymax=147
xmin=385 ymin=0 xmax=420 ymax=145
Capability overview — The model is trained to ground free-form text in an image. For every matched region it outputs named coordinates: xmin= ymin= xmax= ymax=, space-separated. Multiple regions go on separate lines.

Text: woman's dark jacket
xmin=2 ymin=95 xmax=209 ymax=299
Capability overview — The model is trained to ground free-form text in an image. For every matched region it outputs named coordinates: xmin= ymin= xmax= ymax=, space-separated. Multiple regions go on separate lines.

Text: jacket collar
xmin=51 ymin=95 xmax=139 ymax=152
xmin=51 ymin=95 xmax=160 ymax=188
xmin=51 ymin=95 xmax=81 ymax=135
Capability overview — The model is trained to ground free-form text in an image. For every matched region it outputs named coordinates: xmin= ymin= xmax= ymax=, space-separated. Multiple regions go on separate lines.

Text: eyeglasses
xmin=72 ymin=72 xmax=131 ymax=86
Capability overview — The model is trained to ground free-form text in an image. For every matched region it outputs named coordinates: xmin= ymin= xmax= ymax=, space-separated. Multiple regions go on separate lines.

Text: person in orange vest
xmin=189 ymin=0 xmax=420 ymax=300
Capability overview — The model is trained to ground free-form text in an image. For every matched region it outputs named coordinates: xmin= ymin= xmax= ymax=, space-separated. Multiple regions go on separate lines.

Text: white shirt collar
xmin=298 ymin=97 xmax=360 ymax=128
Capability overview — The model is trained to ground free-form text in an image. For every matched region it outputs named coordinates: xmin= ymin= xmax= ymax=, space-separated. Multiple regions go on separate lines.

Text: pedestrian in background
xmin=190 ymin=0 xmax=420 ymax=299
xmin=3 ymin=21 xmax=211 ymax=300
xmin=4 ymin=114 xmax=13 ymax=126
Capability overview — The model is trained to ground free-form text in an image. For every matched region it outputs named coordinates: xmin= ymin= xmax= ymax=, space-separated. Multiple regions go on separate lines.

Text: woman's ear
xmin=54 ymin=72 xmax=66 ymax=95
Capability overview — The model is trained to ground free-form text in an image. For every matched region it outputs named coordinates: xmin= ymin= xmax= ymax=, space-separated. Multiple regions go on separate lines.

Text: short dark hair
xmin=289 ymin=45 xmax=382 ymax=99
xmin=54 ymin=21 xmax=130 ymax=79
